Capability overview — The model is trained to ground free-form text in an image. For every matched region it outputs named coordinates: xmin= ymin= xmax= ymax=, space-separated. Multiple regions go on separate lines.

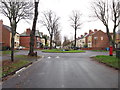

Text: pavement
xmin=2 ymin=50 xmax=119 ymax=88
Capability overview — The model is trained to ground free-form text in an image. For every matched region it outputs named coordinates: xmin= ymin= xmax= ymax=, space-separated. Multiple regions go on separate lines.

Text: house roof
xmin=20 ymin=32 xmax=30 ymax=36
xmin=76 ymin=33 xmax=89 ymax=41
xmin=20 ymin=30 xmax=42 ymax=37
xmin=89 ymin=30 xmax=107 ymax=36
xmin=3 ymin=25 xmax=11 ymax=32
xmin=3 ymin=25 xmax=19 ymax=34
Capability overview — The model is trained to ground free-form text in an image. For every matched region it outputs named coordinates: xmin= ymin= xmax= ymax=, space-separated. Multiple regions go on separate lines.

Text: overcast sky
xmin=0 ymin=0 xmax=116 ymax=41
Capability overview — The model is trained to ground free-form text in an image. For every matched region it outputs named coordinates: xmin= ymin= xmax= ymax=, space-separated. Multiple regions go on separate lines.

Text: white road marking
xmin=56 ymin=56 xmax=60 ymax=58
xmin=48 ymin=56 xmax=51 ymax=59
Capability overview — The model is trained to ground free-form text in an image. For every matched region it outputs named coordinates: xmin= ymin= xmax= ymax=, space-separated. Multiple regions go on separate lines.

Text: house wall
xmin=41 ymin=39 xmax=45 ymax=46
xmin=116 ymin=33 xmax=120 ymax=43
xmin=36 ymin=36 xmax=41 ymax=48
xmin=20 ymin=36 xmax=37 ymax=48
xmin=76 ymin=38 xmax=85 ymax=47
xmin=47 ymin=40 xmax=50 ymax=47
xmin=87 ymin=36 xmax=92 ymax=47
xmin=14 ymin=33 xmax=20 ymax=48
xmin=92 ymin=31 xmax=109 ymax=48
xmin=1 ymin=25 xmax=11 ymax=47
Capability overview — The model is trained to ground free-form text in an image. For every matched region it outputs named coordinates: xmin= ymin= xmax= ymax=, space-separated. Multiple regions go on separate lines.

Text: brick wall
xmin=2 ymin=26 xmax=11 ymax=47
xmin=20 ymin=36 xmax=37 ymax=48
xmin=92 ymin=30 xmax=109 ymax=48
xmin=0 ymin=20 xmax=11 ymax=47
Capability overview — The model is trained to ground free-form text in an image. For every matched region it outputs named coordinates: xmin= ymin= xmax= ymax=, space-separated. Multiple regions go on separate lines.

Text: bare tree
xmin=63 ymin=36 xmax=71 ymax=47
xmin=0 ymin=0 xmax=33 ymax=61
xmin=28 ymin=0 xmax=39 ymax=56
xmin=40 ymin=10 xmax=60 ymax=49
xmin=92 ymin=0 xmax=120 ymax=48
xmin=53 ymin=23 xmax=61 ymax=47
xmin=70 ymin=11 xmax=82 ymax=48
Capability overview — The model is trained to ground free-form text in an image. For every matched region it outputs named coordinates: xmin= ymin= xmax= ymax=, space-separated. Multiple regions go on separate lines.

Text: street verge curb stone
xmin=2 ymin=55 xmax=43 ymax=81
xmin=2 ymin=62 xmax=33 ymax=81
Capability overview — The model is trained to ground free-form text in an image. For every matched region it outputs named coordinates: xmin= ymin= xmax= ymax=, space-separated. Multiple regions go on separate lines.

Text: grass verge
xmin=92 ymin=55 xmax=119 ymax=69
xmin=92 ymin=50 xmax=109 ymax=52
xmin=41 ymin=49 xmax=85 ymax=53
xmin=1 ymin=60 xmax=31 ymax=78
xmin=15 ymin=55 xmax=42 ymax=59
xmin=1 ymin=50 xmax=19 ymax=55
xmin=91 ymin=50 xmax=116 ymax=53
xmin=1 ymin=55 xmax=42 ymax=79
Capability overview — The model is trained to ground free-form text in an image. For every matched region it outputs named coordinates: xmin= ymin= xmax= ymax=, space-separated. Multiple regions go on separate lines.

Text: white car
xmin=17 ymin=46 xmax=25 ymax=50
xmin=56 ymin=46 xmax=61 ymax=49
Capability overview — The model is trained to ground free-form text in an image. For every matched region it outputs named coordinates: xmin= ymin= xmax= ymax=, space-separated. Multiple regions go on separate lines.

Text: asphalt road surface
xmin=2 ymin=51 xmax=118 ymax=88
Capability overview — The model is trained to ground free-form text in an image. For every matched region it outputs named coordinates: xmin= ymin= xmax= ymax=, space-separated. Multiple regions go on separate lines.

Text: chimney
xmin=84 ymin=32 xmax=87 ymax=35
xmin=94 ymin=29 xmax=97 ymax=32
xmin=89 ymin=30 xmax=93 ymax=34
xmin=26 ymin=28 xmax=31 ymax=35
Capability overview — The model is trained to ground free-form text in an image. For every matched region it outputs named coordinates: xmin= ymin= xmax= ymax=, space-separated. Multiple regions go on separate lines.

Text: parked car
xmin=43 ymin=46 xmax=49 ymax=49
xmin=71 ymin=47 xmax=80 ymax=50
xmin=16 ymin=46 xmax=25 ymax=50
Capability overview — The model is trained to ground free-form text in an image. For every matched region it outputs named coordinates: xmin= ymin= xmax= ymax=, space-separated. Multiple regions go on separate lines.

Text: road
xmin=2 ymin=50 xmax=118 ymax=88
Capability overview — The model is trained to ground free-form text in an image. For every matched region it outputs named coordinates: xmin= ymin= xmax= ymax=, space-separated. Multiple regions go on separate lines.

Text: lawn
xmin=92 ymin=50 xmax=109 ymax=52
xmin=1 ymin=55 xmax=42 ymax=79
xmin=1 ymin=60 xmax=31 ymax=78
xmin=41 ymin=49 xmax=85 ymax=53
xmin=1 ymin=50 xmax=19 ymax=55
xmin=15 ymin=55 xmax=42 ymax=59
xmin=92 ymin=50 xmax=116 ymax=53
xmin=93 ymin=55 xmax=119 ymax=69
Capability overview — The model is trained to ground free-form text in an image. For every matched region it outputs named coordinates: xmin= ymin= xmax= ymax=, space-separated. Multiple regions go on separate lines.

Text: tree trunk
xmin=45 ymin=38 xmax=47 ymax=46
xmin=10 ymin=21 xmax=16 ymax=62
xmin=29 ymin=31 xmax=35 ymax=55
xmin=112 ymin=26 xmax=117 ymax=49
xmin=50 ymin=34 xmax=53 ymax=49
xmin=106 ymin=26 xmax=113 ymax=44
xmin=106 ymin=26 xmax=116 ymax=49
xmin=74 ymin=28 xmax=77 ymax=48
xmin=28 ymin=1 xmax=39 ymax=56
xmin=11 ymin=33 xmax=15 ymax=62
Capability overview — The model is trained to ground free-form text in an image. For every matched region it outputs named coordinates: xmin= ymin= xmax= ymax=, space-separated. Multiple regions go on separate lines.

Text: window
xmin=101 ymin=37 xmax=103 ymax=40
xmin=94 ymin=37 xmax=98 ymax=40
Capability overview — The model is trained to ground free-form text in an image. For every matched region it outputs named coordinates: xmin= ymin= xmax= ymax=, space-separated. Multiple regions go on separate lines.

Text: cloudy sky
xmin=0 ymin=0 xmax=115 ymax=41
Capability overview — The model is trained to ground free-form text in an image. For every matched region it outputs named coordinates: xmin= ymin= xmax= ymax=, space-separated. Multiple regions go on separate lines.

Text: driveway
xmin=2 ymin=50 xmax=118 ymax=88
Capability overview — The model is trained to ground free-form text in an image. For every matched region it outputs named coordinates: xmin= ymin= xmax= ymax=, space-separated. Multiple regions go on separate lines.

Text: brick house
xmin=0 ymin=20 xmax=20 ymax=48
xmin=0 ymin=20 xmax=11 ymax=47
xmin=90 ymin=30 xmax=110 ymax=49
xmin=20 ymin=28 xmax=42 ymax=48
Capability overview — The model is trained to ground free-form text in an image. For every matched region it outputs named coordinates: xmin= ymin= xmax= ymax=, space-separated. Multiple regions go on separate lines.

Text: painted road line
xmin=48 ymin=56 xmax=51 ymax=59
xmin=56 ymin=56 xmax=60 ymax=58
